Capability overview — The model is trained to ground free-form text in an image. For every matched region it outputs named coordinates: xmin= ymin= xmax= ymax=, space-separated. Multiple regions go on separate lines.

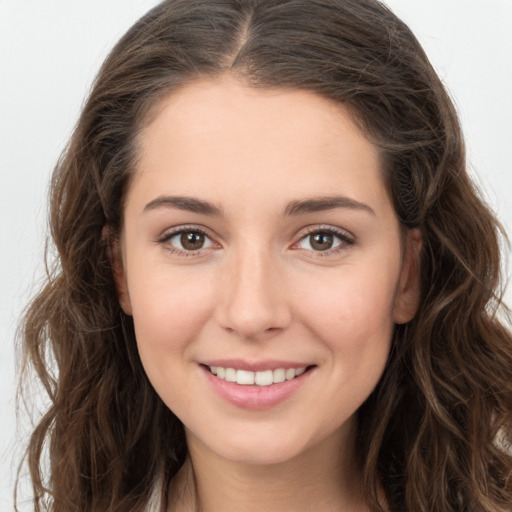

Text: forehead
xmin=130 ymin=75 xmax=389 ymax=216
xmin=139 ymin=75 xmax=373 ymax=158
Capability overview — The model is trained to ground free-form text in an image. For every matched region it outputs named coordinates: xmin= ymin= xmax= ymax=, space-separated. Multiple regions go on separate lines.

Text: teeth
xmin=273 ymin=368 xmax=286 ymax=383
xmin=236 ymin=369 xmax=255 ymax=385
xmin=225 ymin=368 xmax=237 ymax=382
xmin=208 ymin=365 xmax=308 ymax=386
xmin=285 ymin=368 xmax=296 ymax=381
xmin=254 ymin=370 xmax=273 ymax=386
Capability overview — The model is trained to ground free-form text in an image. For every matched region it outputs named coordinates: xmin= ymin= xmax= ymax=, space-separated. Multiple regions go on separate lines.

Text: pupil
xmin=311 ymin=232 xmax=333 ymax=251
xmin=181 ymin=232 xmax=204 ymax=250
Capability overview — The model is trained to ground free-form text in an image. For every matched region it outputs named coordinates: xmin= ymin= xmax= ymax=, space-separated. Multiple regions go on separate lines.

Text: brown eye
xmin=309 ymin=232 xmax=334 ymax=251
xmin=296 ymin=228 xmax=353 ymax=253
xmin=164 ymin=229 xmax=214 ymax=252
xmin=180 ymin=231 xmax=205 ymax=250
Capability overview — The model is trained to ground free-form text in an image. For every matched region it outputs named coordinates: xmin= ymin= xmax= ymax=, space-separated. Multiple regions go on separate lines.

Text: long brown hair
xmin=18 ymin=1 xmax=512 ymax=510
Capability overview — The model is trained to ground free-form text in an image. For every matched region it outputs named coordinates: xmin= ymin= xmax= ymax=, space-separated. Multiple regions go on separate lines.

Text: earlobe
xmin=102 ymin=226 xmax=133 ymax=316
xmin=393 ymin=228 xmax=422 ymax=324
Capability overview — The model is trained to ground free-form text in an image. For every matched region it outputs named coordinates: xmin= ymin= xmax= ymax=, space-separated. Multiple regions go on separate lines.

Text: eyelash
xmin=156 ymin=225 xmax=355 ymax=257
xmin=157 ymin=225 xmax=216 ymax=257
xmin=293 ymin=225 xmax=355 ymax=258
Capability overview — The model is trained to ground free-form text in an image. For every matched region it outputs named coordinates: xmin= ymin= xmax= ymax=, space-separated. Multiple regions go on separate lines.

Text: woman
xmin=19 ymin=0 xmax=512 ymax=511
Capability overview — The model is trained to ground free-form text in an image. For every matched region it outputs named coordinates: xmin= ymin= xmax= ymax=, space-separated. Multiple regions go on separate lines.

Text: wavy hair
xmin=18 ymin=1 xmax=512 ymax=511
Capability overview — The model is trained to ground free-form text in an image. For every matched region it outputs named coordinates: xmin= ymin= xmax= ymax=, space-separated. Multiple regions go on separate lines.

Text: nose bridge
xmin=217 ymin=241 xmax=290 ymax=340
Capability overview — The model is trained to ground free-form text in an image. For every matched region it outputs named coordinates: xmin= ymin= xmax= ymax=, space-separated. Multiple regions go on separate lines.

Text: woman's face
xmin=116 ymin=76 xmax=420 ymax=465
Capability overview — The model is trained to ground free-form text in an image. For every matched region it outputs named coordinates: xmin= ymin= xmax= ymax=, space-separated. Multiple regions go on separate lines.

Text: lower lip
xmin=201 ymin=366 xmax=313 ymax=410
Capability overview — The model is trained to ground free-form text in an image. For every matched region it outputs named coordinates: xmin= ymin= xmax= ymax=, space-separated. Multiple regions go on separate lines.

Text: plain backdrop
xmin=1 ymin=0 xmax=511 ymax=507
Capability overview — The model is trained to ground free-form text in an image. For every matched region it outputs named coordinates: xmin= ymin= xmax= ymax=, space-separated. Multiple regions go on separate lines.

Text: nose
xmin=215 ymin=245 xmax=292 ymax=341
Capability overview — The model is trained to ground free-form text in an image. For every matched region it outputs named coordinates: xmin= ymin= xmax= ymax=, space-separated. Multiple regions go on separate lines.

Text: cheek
xmin=126 ymin=264 xmax=216 ymax=362
xmin=297 ymin=263 xmax=398 ymax=361
xmin=126 ymin=265 xmax=220 ymax=414
xmin=282 ymin=265 xmax=399 ymax=442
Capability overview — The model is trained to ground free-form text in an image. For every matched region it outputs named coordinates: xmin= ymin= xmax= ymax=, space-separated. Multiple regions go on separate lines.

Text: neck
xmin=167 ymin=421 xmax=369 ymax=512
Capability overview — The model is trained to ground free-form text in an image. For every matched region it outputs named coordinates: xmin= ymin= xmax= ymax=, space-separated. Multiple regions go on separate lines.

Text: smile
xmin=208 ymin=365 xmax=307 ymax=386
xmin=202 ymin=362 xmax=314 ymax=410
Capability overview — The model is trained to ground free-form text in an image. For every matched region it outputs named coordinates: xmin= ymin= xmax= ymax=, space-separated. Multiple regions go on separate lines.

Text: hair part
xmin=19 ymin=1 xmax=512 ymax=511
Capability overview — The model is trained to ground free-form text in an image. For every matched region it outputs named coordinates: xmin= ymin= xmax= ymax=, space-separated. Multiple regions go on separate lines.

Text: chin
xmin=186 ymin=420 xmax=334 ymax=467
xmin=215 ymin=442 xmax=309 ymax=466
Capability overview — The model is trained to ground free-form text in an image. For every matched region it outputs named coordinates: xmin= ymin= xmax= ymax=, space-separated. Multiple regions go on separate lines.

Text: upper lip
xmin=200 ymin=359 xmax=314 ymax=372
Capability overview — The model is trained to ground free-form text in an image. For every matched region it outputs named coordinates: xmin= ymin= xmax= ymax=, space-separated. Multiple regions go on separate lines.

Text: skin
xmin=114 ymin=75 xmax=421 ymax=512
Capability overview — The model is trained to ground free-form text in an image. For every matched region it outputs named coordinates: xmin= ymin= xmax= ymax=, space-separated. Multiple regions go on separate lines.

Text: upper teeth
xmin=209 ymin=366 xmax=306 ymax=386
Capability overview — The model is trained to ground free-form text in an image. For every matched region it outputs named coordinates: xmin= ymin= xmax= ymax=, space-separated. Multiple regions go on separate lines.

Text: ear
xmin=102 ymin=226 xmax=133 ymax=316
xmin=393 ymin=228 xmax=422 ymax=324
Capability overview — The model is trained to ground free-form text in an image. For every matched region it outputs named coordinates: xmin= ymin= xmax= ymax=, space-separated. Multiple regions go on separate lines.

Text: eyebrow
xmin=143 ymin=194 xmax=375 ymax=217
xmin=284 ymin=196 xmax=375 ymax=216
xmin=143 ymin=195 xmax=223 ymax=216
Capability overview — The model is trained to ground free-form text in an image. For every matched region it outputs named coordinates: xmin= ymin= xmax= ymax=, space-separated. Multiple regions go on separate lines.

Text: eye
xmin=295 ymin=228 xmax=354 ymax=253
xmin=160 ymin=228 xmax=215 ymax=253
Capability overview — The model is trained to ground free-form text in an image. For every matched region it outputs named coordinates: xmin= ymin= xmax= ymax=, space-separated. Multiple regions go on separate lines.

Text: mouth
xmin=200 ymin=362 xmax=316 ymax=409
xmin=203 ymin=364 xmax=314 ymax=386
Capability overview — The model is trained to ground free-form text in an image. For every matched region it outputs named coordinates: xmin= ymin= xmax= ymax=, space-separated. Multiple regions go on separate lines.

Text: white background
xmin=1 ymin=1 xmax=511 ymax=507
